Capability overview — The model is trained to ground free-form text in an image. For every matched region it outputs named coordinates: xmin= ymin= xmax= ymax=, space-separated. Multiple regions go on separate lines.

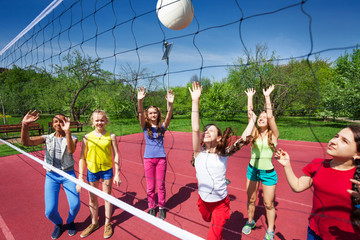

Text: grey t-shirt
xmin=53 ymin=137 xmax=63 ymax=169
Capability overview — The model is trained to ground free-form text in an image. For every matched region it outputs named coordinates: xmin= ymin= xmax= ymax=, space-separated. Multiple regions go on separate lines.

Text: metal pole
xmin=162 ymin=41 xmax=173 ymax=111
xmin=167 ymin=57 xmax=169 ymax=111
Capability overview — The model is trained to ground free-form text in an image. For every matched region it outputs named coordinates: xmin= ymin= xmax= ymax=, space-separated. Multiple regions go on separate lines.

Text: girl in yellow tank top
xmin=86 ymin=130 xmax=112 ymax=173
xmin=77 ymin=110 xmax=121 ymax=238
xmin=242 ymin=85 xmax=279 ymax=240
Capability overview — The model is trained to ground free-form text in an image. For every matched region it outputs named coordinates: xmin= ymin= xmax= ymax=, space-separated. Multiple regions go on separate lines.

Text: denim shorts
xmin=87 ymin=168 xmax=113 ymax=182
xmin=246 ymin=164 xmax=277 ymax=186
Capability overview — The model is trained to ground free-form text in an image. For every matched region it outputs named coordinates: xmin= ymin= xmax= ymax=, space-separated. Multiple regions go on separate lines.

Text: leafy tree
xmin=330 ymin=49 xmax=360 ymax=119
xmin=96 ymin=79 xmax=134 ymax=119
xmin=53 ymin=51 xmax=109 ymax=121
xmin=201 ymin=81 xmax=239 ymax=120
xmin=0 ymin=66 xmax=53 ymax=115
xmin=227 ymin=44 xmax=331 ymax=117
xmin=118 ymin=64 xmax=159 ymax=118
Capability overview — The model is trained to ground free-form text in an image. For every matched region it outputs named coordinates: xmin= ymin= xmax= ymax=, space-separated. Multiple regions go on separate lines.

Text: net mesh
xmin=0 ymin=0 xmax=359 ymax=239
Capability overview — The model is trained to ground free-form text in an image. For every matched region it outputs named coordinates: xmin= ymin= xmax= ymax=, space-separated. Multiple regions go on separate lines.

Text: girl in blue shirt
xmin=137 ymin=87 xmax=174 ymax=220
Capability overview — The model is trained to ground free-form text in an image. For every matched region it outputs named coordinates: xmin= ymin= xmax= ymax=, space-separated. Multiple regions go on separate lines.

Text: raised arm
xmin=241 ymin=110 xmax=257 ymax=140
xmin=189 ymin=82 xmax=202 ymax=158
xmin=163 ymin=89 xmax=174 ymax=129
xmin=244 ymin=88 xmax=256 ymax=120
xmin=275 ymin=148 xmax=312 ymax=193
xmin=60 ymin=117 xmax=77 ymax=154
xmin=226 ymin=110 xmax=257 ymax=156
xmin=263 ymin=85 xmax=279 ymax=140
xmin=21 ymin=110 xmax=44 ymax=146
xmin=111 ymin=133 xmax=121 ymax=187
xmin=137 ymin=87 xmax=146 ymax=129
xmin=76 ymin=135 xmax=88 ymax=193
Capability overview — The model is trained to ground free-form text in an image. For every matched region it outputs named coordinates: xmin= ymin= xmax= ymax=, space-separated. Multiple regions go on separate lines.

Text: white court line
xmin=0 ymin=214 xmax=15 ymax=240
xmin=120 ymin=157 xmax=313 ymax=208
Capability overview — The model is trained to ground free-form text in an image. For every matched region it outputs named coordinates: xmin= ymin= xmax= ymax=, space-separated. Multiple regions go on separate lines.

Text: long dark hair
xmin=201 ymin=124 xmax=234 ymax=155
xmin=144 ymin=105 xmax=164 ymax=140
xmin=349 ymin=125 xmax=360 ymax=229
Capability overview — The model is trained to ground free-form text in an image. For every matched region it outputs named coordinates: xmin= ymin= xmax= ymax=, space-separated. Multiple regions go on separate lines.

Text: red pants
xmin=197 ymin=195 xmax=230 ymax=240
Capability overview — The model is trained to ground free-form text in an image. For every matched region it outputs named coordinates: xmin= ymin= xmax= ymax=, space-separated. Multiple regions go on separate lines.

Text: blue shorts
xmin=246 ymin=164 xmax=277 ymax=186
xmin=87 ymin=168 xmax=113 ymax=182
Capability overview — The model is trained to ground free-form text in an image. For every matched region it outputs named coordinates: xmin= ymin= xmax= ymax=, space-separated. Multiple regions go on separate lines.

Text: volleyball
xmin=156 ymin=0 xmax=194 ymax=30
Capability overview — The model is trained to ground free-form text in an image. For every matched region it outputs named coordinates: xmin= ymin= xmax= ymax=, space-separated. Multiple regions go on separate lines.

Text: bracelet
xmin=21 ymin=121 xmax=29 ymax=126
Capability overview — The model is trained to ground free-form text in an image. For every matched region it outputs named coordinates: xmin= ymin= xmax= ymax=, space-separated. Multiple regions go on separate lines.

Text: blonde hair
xmin=91 ymin=109 xmax=109 ymax=127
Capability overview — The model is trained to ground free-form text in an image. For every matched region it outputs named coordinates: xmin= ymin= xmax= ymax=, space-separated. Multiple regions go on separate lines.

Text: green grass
xmin=0 ymin=115 xmax=353 ymax=157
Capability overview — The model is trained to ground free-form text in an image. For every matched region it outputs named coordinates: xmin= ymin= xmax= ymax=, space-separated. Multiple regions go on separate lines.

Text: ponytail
xmin=216 ymin=127 xmax=234 ymax=155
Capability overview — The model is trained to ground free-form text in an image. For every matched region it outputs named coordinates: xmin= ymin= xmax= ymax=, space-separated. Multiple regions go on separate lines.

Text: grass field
xmin=0 ymin=114 xmax=355 ymax=157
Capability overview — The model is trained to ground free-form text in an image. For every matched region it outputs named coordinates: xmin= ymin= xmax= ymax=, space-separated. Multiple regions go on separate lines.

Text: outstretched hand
xmin=263 ymin=84 xmax=275 ymax=97
xmin=60 ymin=117 xmax=71 ymax=132
xmin=188 ymin=82 xmax=202 ymax=101
xmin=244 ymin=88 xmax=256 ymax=97
xmin=165 ymin=89 xmax=175 ymax=104
xmin=275 ymin=148 xmax=290 ymax=167
xmin=137 ymin=87 xmax=146 ymax=101
xmin=22 ymin=110 xmax=40 ymax=124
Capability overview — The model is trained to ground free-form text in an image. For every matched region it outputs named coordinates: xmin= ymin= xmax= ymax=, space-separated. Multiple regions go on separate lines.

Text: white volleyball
xmin=156 ymin=0 xmax=194 ymax=30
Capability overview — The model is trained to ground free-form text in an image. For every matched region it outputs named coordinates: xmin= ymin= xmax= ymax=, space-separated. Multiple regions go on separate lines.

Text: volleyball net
xmin=0 ymin=0 xmax=359 ymax=239
xmin=0 ymin=137 xmax=206 ymax=240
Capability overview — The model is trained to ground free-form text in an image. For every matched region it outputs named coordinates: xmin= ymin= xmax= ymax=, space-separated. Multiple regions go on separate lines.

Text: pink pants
xmin=197 ymin=195 xmax=230 ymax=240
xmin=144 ymin=157 xmax=167 ymax=209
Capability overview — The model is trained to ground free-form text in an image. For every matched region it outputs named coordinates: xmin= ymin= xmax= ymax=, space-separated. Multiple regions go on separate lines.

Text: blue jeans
xmin=44 ymin=170 xmax=80 ymax=225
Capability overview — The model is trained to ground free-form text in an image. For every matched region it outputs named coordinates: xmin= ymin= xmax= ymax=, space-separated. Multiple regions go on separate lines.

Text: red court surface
xmin=0 ymin=132 xmax=330 ymax=240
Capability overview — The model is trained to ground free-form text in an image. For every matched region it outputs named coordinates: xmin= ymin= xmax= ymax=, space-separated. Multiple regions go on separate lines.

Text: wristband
xmin=21 ymin=121 xmax=29 ymax=126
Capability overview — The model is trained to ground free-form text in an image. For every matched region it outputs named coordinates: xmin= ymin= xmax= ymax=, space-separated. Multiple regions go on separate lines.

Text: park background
xmin=0 ymin=1 xmax=360 ymax=239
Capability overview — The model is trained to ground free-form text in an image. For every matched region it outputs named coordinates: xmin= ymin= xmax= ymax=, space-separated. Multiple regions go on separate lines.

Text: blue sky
xmin=0 ymin=0 xmax=359 ymax=87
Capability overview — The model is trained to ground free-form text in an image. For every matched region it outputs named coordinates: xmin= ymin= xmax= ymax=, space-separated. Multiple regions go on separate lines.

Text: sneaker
xmin=80 ymin=223 xmax=99 ymax=238
xmin=158 ymin=209 xmax=166 ymax=220
xmin=264 ymin=230 xmax=275 ymax=240
xmin=104 ymin=223 xmax=113 ymax=239
xmin=51 ymin=224 xmax=63 ymax=239
xmin=68 ymin=222 xmax=77 ymax=236
xmin=149 ymin=208 xmax=156 ymax=217
xmin=242 ymin=220 xmax=255 ymax=235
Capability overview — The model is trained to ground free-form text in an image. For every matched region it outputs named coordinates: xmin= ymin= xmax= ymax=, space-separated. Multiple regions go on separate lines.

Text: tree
xmin=118 ymin=64 xmax=159 ymax=118
xmin=227 ymin=44 xmax=330 ymax=117
xmin=53 ymin=51 xmax=109 ymax=121
xmin=0 ymin=66 xmax=53 ymax=115
xmin=201 ymin=81 xmax=239 ymax=120
xmin=321 ymin=48 xmax=360 ymax=119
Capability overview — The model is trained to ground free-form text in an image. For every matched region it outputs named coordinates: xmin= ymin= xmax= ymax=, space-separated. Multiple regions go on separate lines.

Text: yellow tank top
xmin=86 ymin=131 xmax=112 ymax=173
xmin=249 ymin=137 xmax=276 ymax=170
